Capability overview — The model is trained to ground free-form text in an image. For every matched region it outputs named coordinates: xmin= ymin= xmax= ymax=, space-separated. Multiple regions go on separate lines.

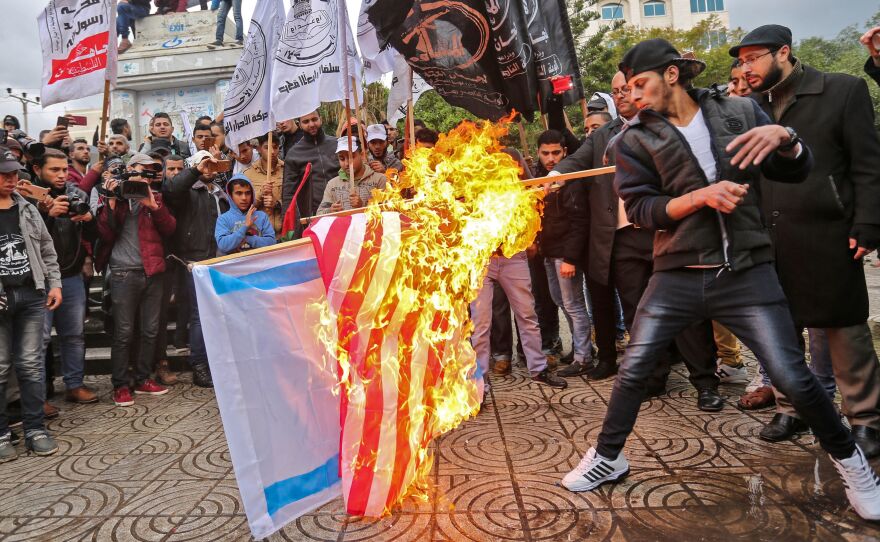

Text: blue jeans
xmin=117 ymin=3 xmax=151 ymax=39
xmin=471 ymin=252 xmax=546 ymax=378
xmin=596 ymin=264 xmax=854 ymax=460
xmin=0 ymin=285 xmax=48 ymax=434
xmin=42 ymin=275 xmax=86 ymax=389
xmin=215 ymin=0 xmax=243 ymax=42
xmin=185 ymin=272 xmax=208 ymax=368
xmin=544 ymin=258 xmax=593 ymax=363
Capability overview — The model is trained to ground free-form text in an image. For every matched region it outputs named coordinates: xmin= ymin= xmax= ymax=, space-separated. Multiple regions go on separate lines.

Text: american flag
xmin=305 ymin=211 xmax=474 ymax=516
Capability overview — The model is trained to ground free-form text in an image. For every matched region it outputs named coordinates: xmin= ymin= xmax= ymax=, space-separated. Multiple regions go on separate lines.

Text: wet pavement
xmin=3 ymin=264 xmax=880 ymax=541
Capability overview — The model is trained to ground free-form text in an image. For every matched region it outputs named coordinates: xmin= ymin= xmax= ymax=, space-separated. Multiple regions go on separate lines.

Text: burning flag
xmin=305 ymin=117 xmax=541 ymax=516
xmin=194 ymin=116 xmax=542 ymax=535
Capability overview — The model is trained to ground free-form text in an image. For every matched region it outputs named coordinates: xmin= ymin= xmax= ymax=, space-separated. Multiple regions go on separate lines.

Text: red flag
xmin=281 ymin=162 xmax=312 ymax=237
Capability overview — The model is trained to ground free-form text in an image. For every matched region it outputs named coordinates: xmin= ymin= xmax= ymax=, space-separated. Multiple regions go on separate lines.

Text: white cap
xmin=366 ymin=124 xmax=387 ymax=142
xmin=335 ymin=137 xmax=359 ymax=155
xmin=187 ymin=150 xmax=212 ymax=167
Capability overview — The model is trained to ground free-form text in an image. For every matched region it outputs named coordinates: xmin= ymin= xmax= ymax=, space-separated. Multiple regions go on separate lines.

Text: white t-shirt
xmin=674 ymin=108 xmax=728 ymax=266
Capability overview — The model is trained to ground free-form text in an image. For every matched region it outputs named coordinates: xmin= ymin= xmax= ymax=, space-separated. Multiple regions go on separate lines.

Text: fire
xmin=313 ymin=116 xmax=541 ymax=516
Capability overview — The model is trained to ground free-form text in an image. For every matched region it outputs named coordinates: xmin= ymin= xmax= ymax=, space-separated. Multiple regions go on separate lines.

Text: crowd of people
xmin=1 ymin=19 xmax=880 ymax=524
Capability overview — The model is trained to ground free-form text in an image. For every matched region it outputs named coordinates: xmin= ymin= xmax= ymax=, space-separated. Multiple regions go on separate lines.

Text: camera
xmin=101 ymin=158 xmax=159 ymax=200
xmin=8 ymin=130 xmax=45 ymax=159
xmin=67 ymin=193 xmax=90 ymax=217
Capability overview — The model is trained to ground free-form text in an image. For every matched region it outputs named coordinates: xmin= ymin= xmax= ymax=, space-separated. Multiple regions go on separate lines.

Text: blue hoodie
xmin=215 ymin=174 xmax=276 ymax=256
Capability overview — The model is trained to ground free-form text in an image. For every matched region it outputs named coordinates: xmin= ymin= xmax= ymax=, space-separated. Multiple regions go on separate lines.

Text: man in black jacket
xmin=551 ymin=72 xmax=720 ymax=405
xmin=561 ymin=39 xmax=880 ymax=523
xmin=163 ymin=151 xmax=230 ymax=388
xmin=730 ymin=25 xmax=880 ymax=456
xmin=31 ymin=149 xmax=98 ymax=405
xmin=534 ymin=131 xmax=593 ymax=377
xmin=281 ymin=111 xmax=338 ymax=237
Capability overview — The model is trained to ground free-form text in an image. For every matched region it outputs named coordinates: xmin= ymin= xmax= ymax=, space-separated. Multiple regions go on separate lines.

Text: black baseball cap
xmin=618 ymin=38 xmax=706 ymax=82
xmin=151 ymin=137 xmax=173 ymax=157
xmin=0 ymin=146 xmax=24 ymax=173
xmin=729 ymin=24 xmax=792 ymax=58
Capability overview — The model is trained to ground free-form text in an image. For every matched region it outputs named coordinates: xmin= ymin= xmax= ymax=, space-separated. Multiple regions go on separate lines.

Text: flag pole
xmin=339 ymin=0 xmax=357 ymax=196
xmin=517 ymin=118 xmax=530 ymax=163
xmin=351 ymin=76 xmax=368 ymax=159
xmin=407 ymin=67 xmax=415 ymax=148
xmin=266 ymin=130 xmax=274 ymax=201
xmin=536 ymin=90 xmax=548 ymax=130
xmin=99 ymin=79 xmax=111 ymax=143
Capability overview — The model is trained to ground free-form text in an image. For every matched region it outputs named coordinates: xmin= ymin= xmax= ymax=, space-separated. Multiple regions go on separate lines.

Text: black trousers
xmin=596 ymin=263 xmax=854 ymax=460
xmin=592 ymin=226 xmax=717 ymax=390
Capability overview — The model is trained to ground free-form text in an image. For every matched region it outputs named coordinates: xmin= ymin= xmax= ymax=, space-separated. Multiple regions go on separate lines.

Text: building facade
xmin=582 ymin=0 xmax=729 ymax=36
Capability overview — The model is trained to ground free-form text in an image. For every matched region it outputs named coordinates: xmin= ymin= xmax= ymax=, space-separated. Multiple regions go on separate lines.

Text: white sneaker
xmin=562 ymin=446 xmax=629 ymax=492
xmin=831 ymin=446 xmax=880 ymax=521
xmin=745 ymin=372 xmax=765 ymax=393
xmin=716 ymin=363 xmax=749 ymax=384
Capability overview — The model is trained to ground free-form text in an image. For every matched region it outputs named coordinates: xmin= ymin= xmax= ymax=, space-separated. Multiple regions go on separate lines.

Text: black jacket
xmin=554 ymin=117 xmax=643 ymax=285
xmin=163 ymin=167 xmax=230 ymax=261
xmin=865 ymin=57 xmax=880 ymax=87
xmin=281 ymin=130 xmax=339 ymax=231
xmin=38 ymin=182 xmax=95 ymax=279
xmin=756 ymin=65 xmax=880 ymax=327
xmin=613 ymin=88 xmax=812 ymax=273
xmin=533 ymin=163 xmax=589 ymax=267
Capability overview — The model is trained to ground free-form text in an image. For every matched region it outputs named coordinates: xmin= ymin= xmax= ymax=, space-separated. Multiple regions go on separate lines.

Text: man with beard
xmin=281 ymin=111 xmax=338 ymax=237
xmin=730 ymin=25 xmax=880 ymax=456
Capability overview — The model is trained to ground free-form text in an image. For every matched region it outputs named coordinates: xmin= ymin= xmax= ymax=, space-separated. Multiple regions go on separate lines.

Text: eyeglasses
xmin=611 ymin=88 xmax=631 ymax=97
xmin=735 ymin=50 xmax=774 ymax=68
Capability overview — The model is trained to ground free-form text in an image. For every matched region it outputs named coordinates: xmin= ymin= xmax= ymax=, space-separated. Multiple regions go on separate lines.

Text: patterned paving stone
xmin=3 ymin=266 xmax=880 ymax=540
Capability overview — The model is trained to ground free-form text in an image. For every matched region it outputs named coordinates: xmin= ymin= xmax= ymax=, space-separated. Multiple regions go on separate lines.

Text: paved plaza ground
xmin=4 ymin=265 xmax=880 ymax=541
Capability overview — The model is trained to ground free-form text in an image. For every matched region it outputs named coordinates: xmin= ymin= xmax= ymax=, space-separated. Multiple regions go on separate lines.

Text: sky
xmin=2 ymin=0 xmax=877 ymax=135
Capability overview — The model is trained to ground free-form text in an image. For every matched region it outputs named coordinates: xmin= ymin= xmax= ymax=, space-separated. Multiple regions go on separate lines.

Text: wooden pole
xmin=197 ymin=237 xmax=313 ymax=266
xmin=298 ymin=165 xmax=617 ymax=224
xmin=351 ymin=76 xmax=368 ymax=160
xmin=536 ymin=90 xmax=548 ymax=130
xmin=99 ymin=79 xmax=111 ymax=143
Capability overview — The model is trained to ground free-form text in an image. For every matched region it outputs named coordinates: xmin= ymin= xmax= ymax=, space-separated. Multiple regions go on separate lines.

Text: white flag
xmin=357 ymin=0 xmax=394 ymax=84
xmin=223 ymin=0 xmax=285 ymax=149
xmin=38 ymin=0 xmax=117 ymax=107
xmin=386 ymin=54 xmax=432 ymax=125
xmin=271 ymin=0 xmax=362 ymax=122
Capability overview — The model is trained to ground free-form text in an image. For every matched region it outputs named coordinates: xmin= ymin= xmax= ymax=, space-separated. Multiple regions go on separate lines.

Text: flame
xmin=314 ymin=115 xmax=541 ymax=516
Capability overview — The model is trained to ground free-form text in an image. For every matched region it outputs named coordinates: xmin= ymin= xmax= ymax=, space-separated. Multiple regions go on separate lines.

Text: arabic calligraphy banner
xmin=365 ymin=0 xmax=542 ymax=121
xmin=270 ymin=0 xmax=362 ymax=123
xmin=38 ymin=0 xmax=117 ymax=107
xmin=223 ymin=0 xmax=285 ymax=149
xmin=525 ymin=0 xmax=585 ymax=109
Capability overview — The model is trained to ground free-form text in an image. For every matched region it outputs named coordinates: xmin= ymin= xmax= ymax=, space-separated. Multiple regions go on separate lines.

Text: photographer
xmin=95 ymin=154 xmax=176 ymax=407
xmin=31 ymin=149 xmax=98 ymax=406
xmin=163 ymin=150 xmax=230 ymax=388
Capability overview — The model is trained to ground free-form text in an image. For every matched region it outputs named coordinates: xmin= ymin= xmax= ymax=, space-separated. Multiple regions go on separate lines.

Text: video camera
xmin=101 ymin=157 xmax=160 ymax=200
xmin=7 ymin=130 xmax=45 ymax=160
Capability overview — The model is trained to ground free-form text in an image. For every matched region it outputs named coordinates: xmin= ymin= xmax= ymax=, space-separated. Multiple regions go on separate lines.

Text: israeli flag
xmin=192 ymin=241 xmax=341 ymax=539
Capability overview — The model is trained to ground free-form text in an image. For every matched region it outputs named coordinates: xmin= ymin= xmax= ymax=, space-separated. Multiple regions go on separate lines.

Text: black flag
xmin=523 ymin=0 xmax=586 ymax=110
xmin=366 ymin=0 xmax=539 ymax=121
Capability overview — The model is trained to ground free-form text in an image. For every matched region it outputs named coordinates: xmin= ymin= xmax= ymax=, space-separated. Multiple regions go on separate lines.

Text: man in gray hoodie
xmin=0 ymin=147 xmax=62 ymax=461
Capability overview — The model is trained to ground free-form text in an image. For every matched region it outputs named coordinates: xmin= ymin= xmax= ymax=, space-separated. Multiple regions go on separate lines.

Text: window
xmin=644 ymin=1 xmax=666 ymax=17
xmin=690 ymin=0 xmax=724 ymax=12
xmin=601 ymin=3 xmax=625 ymax=20
xmin=699 ymin=29 xmax=728 ymax=49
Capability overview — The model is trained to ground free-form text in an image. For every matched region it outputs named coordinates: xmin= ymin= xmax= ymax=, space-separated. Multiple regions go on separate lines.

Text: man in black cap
xmin=3 ymin=116 xmax=21 ymax=133
xmin=730 ymin=25 xmax=880 ymax=456
xmin=559 ymin=38 xmax=880 ymax=522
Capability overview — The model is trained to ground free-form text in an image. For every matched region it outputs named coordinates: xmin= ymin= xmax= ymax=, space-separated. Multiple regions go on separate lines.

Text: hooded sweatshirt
xmin=214 ymin=174 xmax=276 ymax=256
